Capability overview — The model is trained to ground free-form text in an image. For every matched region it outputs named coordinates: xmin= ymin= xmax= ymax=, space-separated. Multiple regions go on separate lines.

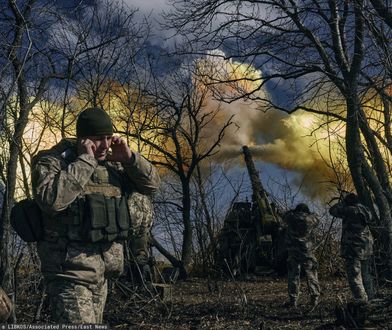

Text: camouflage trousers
xmin=345 ymin=258 xmax=374 ymax=302
xmin=287 ymin=255 xmax=320 ymax=302
xmin=128 ymin=192 xmax=154 ymax=259
xmin=38 ymin=239 xmax=124 ymax=323
xmin=47 ymin=279 xmax=107 ymax=323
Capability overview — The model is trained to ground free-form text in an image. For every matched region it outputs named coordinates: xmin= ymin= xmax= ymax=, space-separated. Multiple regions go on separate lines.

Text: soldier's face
xmin=88 ymin=135 xmax=113 ymax=160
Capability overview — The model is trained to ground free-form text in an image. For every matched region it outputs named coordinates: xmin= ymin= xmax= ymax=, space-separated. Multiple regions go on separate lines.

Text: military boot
xmin=130 ymin=232 xmax=153 ymax=285
xmin=307 ymin=295 xmax=320 ymax=312
xmin=131 ymin=252 xmax=154 ymax=286
xmin=138 ymin=257 xmax=153 ymax=283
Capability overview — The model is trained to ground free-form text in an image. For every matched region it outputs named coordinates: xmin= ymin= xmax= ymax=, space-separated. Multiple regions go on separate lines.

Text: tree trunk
xmin=150 ymin=236 xmax=187 ymax=279
xmin=181 ymin=180 xmax=193 ymax=271
xmin=346 ymin=92 xmax=392 ymax=278
xmin=345 ymin=94 xmax=366 ymax=199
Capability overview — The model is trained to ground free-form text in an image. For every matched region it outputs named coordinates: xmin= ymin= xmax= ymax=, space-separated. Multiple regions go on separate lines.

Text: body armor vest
xmin=43 ymin=163 xmax=130 ymax=243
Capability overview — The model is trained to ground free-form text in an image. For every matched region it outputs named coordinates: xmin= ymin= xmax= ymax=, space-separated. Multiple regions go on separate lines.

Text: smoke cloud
xmin=196 ymin=53 xmax=342 ymax=199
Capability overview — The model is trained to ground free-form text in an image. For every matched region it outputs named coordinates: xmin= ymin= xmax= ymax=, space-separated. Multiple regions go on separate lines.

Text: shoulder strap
xmin=31 ymin=138 xmax=77 ymax=168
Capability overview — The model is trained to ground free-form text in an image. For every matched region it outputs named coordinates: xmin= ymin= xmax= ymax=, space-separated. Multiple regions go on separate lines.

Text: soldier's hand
xmin=107 ymin=136 xmax=134 ymax=163
xmin=79 ymin=138 xmax=96 ymax=157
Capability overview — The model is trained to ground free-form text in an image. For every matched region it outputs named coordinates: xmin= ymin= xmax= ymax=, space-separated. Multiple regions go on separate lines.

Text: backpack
xmin=10 ymin=198 xmax=43 ymax=242
xmin=10 ymin=140 xmax=75 ymax=243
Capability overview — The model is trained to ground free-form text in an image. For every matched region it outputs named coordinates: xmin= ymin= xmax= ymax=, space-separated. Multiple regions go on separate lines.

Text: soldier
xmin=329 ymin=193 xmax=374 ymax=302
xmin=31 ymin=107 xmax=160 ymax=323
xmin=284 ymin=203 xmax=320 ymax=308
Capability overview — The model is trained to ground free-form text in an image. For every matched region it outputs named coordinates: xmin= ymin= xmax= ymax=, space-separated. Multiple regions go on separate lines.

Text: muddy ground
xmin=104 ymin=275 xmax=392 ymax=329
xmin=16 ymin=274 xmax=392 ymax=329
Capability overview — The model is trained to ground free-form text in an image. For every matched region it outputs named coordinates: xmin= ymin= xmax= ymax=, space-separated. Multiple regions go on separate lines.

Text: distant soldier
xmin=329 ymin=193 xmax=374 ymax=302
xmin=284 ymin=203 xmax=320 ymax=308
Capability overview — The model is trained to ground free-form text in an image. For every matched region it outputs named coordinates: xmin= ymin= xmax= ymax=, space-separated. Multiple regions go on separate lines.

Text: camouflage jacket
xmin=329 ymin=202 xmax=373 ymax=260
xmin=284 ymin=210 xmax=318 ymax=259
xmin=32 ymin=138 xmax=160 ymax=229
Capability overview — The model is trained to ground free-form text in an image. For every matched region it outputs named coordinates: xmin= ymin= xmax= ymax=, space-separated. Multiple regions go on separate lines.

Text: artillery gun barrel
xmin=242 ymin=146 xmax=278 ymax=225
xmin=242 ymin=146 xmax=265 ymax=197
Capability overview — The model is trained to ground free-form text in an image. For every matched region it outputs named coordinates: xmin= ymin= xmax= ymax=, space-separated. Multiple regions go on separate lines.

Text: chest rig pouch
xmin=59 ymin=163 xmax=130 ymax=243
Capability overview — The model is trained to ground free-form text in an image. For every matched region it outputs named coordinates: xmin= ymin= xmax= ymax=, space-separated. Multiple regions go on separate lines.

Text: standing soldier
xmin=284 ymin=203 xmax=320 ymax=308
xmin=329 ymin=193 xmax=374 ymax=302
xmin=31 ymin=107 xmax=160 ymax=323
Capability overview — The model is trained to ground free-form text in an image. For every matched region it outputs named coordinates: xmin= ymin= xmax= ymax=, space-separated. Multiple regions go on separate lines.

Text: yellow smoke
xmin=245 ymin=113 xmax=342 ymax=199
xmin=194 ymin=52 xmax=346 ymax=199
xmin=195 ymin=54 xmax=392 ymax=198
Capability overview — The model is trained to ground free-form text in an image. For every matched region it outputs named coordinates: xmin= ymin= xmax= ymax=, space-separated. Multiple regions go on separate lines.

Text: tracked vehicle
xmin=217 ymin=146 xmax=287 ymax=276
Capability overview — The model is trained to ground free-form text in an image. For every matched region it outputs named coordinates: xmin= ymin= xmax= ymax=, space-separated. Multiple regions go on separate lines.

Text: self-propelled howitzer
xmin=216 ymin=146 xmax=287 ymax=276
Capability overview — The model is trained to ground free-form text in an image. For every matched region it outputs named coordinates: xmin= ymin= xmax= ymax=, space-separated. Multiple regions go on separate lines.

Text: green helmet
xmin=295 ymin=203 xmax=310 ymax=213
xmin=344 ymin=193 xmax=359 ymax=206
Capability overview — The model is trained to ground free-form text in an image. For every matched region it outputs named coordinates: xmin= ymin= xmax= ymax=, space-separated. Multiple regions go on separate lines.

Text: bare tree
xmin=116 ymin=63 xmax=235 ymax=276
xmin=71 ymin=1 xmax=149 ymax=112
xmin=0 ymin=0 xmax=57 ymax=290
xmin=192 ymin=162 xmax=247 ymax=274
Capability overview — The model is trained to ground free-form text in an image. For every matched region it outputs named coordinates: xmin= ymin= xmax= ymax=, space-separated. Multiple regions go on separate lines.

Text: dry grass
xmin=13 ymin=269 xmax=392 ymax=329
